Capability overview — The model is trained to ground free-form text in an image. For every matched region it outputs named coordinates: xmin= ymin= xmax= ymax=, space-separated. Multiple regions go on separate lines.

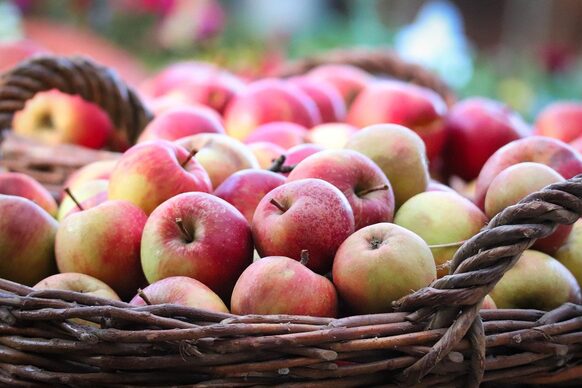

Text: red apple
xmin=108 ymin=140 xmax=212 ymax=215
xmin=307 ymin=64 xmax=372 ymax=106
xmin=347 ymin=80 xmax=447 ymax=161
xmin=137 ymin=105 xmax=225 ymax=143
xmin=333 ymin=223 xmax=436 ymax=314
xmin=55 ymin=200 xmax=148 ymax=299
xmin=283 ymin=143 xmax=324 ymax=169
xmin=224 ymin=79 xmax=321 ymax=140
xmin=443 ymin=97 xmax=529 ymax=181
xmin=58 ymin=179 xmax=108 ymax=220
xmin=534 ymin=101 xmax=582 ymax=142
xmin=0 ymin=39 xmax=47 ymax=73
xmin=0 ymin=195 xmax=58 ymax=285
xmin=140 ymin=192 xmax=253 ymax=301
xmin=175 ymin=133 xmax=260 ymax=188
xmin=307 ymin=123 xmax=358 ymax=149
xmin=214 ymin=169 xmax=286 ymax=223
xmin=570 ymin=136 xmax=582 ymax=154
xmin=252 ymin=178 xmax=355 ymax=274
xmin=130 ymin=276 xmax=229 ymax=313
xmin=247 ymin=142 xmax=286 ymax=169
xmin=474 ymin=136 xmax=582 ymax=209
xmin=34 ymin=272 xmax=121 ymax=301
xmin=244 ymin=122 xmax=308 ymax=150
xmin=13 ymin=90 xmax=113 ymax=149
xmin=63 ymin=159 xmax=117 ymax=195
xmin=287 ymin=149 xmax=395 ymax=230
xmin=288 ymin=77 xmax=346 ymax=123
xmin=231 ymin=254 xmax=338 ymax=317
xmin=0 ymin=172 xmax=58 ymax=217
xmin=426 ymin=179 xmax=456 ymax=194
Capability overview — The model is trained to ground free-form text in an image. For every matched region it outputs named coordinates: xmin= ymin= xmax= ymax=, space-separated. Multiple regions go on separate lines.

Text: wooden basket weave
xmin=1 ymin=51 xmax=580 ymax=387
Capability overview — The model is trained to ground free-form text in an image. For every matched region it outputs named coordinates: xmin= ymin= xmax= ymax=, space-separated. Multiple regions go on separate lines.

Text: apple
xmin=307 ymin=123 xmax=358 ymax=149
xmin=481 ymin=295 xmax=497 ymax=310
xmin=534 ymin=101 xmax=582 ymax=142
xmin=252 ymin=178 xmax=355 ymax=274
xmin=130 ymin=276 xmax=229 ymax=313
xmin=13 ymin=90 xmax=113 ymax=149
xmin=0 ymin=195 xmax=58 ymax=285
xmin=247 ymin=142 xmax=286 ymax=169
xmin=175 ymin=133 xmax=260 ymax=188
xmin=63 ymin=159 xmax=117 ymax=194
xmin=443 ymin=97 xmax=528 ymax=181
xmin=34 ymin=272 xmax=121 ymax=301
xmin=556 ymin=220 xmax=582 ymax=287
xmin=0 ymin=39 xmax=47 ymax=73
xmin=570 ymin=136 xmax=582 ymax=154
xmin=0 ymin=172 xmax=58 ymax=217
xmin=137 ymin=105 xmax=225 ymax=143
xmin=141 ymin=192 xmax=253 ymax=301
xmin=244 ymin=122 xmax=308 ymax=150
xmin=58 ymin=179 xmax=108 ymax=220
xmin=55 ymin=200 xmax=148 ymax=299
xmin=214 ymin=169 xmax=285 ymax=223
xmin=426 ymin=179 xmax=456 ymax=194
xmin=306 ymin=64 xmax=372 ymax=106
xmin=347 ymin=80 xmax=447 ymax=161
xmin=345 ymin=124 xmax=430 ymax=208
xmin=287 ymin=149 xmax=395 ymax=230
xmin=474 ymin=136 xmax=582 ymax=209
xmin=108 ymin=140 xmax=212 ymax=215
xmin=231 ymin=254 xmax=338 ymax=317
xmin=394 ymin=191 xmax=488 ymax=278
xmin=224 ymin=79 xmax=321 ymax=140
xmin=332 ymin=223 xmax=436 ymax=314
xmin=282 ymin=144 xmax=324 ymax=171
xmin=288 ymin=77 xmax=346 ymax=123
xmin=490 ymin=250 xmax=581 ymax=310
xmin=484 ymin=162 xmax=571 ymax=254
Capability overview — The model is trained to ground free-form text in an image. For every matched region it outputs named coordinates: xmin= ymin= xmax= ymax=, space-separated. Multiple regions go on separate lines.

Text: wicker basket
xmin=0 ymin=51 xmax=580 ymax=387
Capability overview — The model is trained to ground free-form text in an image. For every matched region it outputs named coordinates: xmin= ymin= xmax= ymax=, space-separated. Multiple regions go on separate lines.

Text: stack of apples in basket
xmin=2 ymin=60 xmax=582 ymax=319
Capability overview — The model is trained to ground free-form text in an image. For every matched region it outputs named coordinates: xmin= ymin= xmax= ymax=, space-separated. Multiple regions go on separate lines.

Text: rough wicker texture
xmin=1 ymin=177 xmax=581 ymax=387
xmin=276 ymin=48 xmax=456 ymax=106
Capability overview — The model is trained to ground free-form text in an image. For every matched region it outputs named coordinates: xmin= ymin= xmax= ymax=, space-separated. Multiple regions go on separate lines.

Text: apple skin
xmin=247 ymin=142 xmax=286 ymax=169
xmin=426 ymin=179 xmax=457 ymax=194
xmin=130 ymin=276 xmax=229 ymax=313
xmin=307 ymin=123 xmax=358 ymax=149
xmin=0 ymin=39 xmax=47 ymax=73
xmin=55 ymin=200 xmax=148 ymax=300
xmin=570 ymin=136 xmax=582 ymax=154
xmin=34 ymin=272 xmax=121 ymax=301
xmin=332 ymin=223 xmax=436 ymax=314
xmin=214 ymin=170 xmax=285 ymax=223
xmin=556 ymin=220 xmax=582 ymax=287
xmin=0 ymin=195 xmax=58 ymax=286
xmin=347 ymin=81 xmax=447 ymax=162
xmin=484 ymin=162 xmax=571 ymax=255
xmin=481 ymin=295 xmax=497 ymax=310
xmin=287 ymin=149 xmax=395 ymax=230
xmin=394 ymin=191 xmax=488 ymax=278
xmin=58 ymin=179 xmax=108 ymax=220
xmin=490 ymin=250 xmax=581 ymax=310
xmin=175 ymin=133 xmax=260 ymax=188
xmin=252 ymin=178 xmax=355 ymax=275
xmin=474 ymin=136 xmax=582 ymax=209
xmin=231 ymin=256 xmax=338 ymax=317
xmin=443 ymin=98 xmax=528 ymax=181
xmin=534 ymin=101 xmax=582 ymax=142
xmin=108 ymin=140 xmax=212 ymax=215
xmin=244 ymin=122 xmax=308 ymax=150
xmin=0 ymin=172 xmax=58 ymax=217
xmin=224 ymin=79 xmax=321 ymax=140
xmin=345 ymin=124 xmax=430 ymax=208
xmin=306 ymin=64 xmax=372 ymax=107
xmin=63 ymin=159 xmax=117 ymax=195
xmin=141 ymin=192 xmax=254 ymax=301
xmin=283 ymin=144 xmax=324 ymax=171
xmin=13 ymin=90 xmax=113 ymax=149
xmin=137 ymin=105 xmax=225 ymax=143
xmin=288 ymin=77 xmax=347 ymax=123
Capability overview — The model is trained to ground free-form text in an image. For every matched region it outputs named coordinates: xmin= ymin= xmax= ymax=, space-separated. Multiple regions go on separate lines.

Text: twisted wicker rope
xmin=0 ymin=55 xmax=153 ymax=145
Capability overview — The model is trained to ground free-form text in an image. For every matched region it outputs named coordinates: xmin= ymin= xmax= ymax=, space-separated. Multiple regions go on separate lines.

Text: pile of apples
xmin=2 ymin=59 xmax=582 ymax=318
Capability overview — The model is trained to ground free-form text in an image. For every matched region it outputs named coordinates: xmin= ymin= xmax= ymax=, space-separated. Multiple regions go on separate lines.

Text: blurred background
xmin=2 ymin=0 xmax=582 ymax=120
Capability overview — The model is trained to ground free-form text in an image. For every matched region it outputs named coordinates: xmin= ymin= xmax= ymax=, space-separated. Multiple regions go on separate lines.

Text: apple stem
xmin=64 ymin=187 xmax=84 ymax=211
xmin=181 ymin=148 xmax=198 ymax=168
xmin=175 ymin=217 xmax=194 ymax=242
xmin=300 ymin=249 xmax=310 ymax=266
xmin=137 ymin=288 xmax=152 ymax=305
xmin=269 ymin=198 xmax=287 ymax=212
xmin=356 ymin=184 xmax=389 ymax=197
xmin=268 ymin=154 xmax=296 ymax=173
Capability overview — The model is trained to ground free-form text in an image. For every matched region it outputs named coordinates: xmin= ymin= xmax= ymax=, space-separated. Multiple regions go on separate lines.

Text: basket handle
xmin=0 ymin=55 xmax=153 ymax=146
xmin=276 ymin=48 xmax=456 ymax=106
xmin=393 ymin=175 xmax=582 ymax=385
